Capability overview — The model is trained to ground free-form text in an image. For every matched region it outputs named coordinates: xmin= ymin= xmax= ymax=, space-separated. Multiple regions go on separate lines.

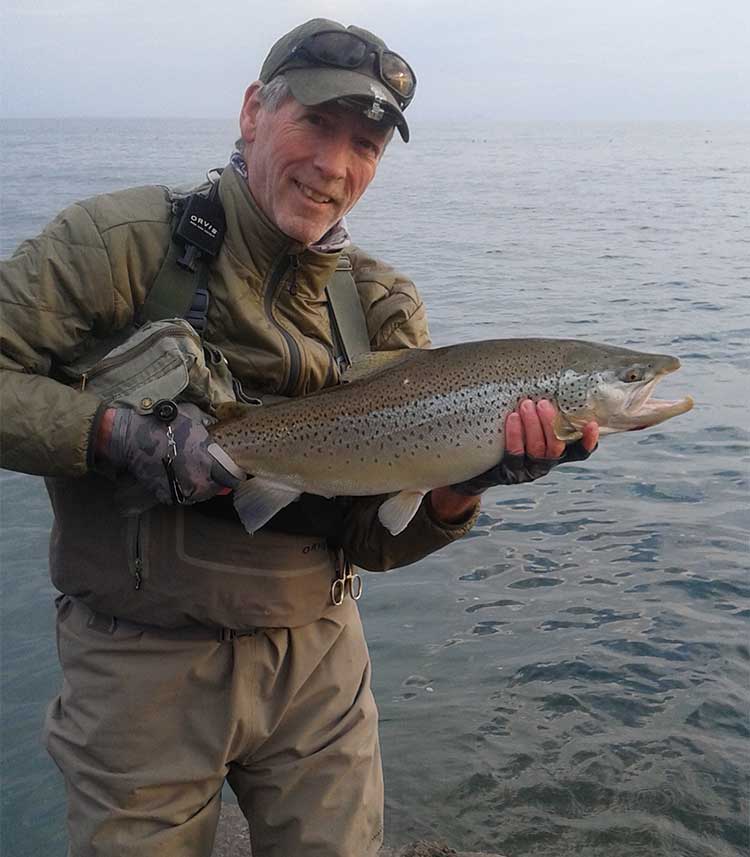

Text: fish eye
xmin=618 ymin=366 xmax=645 ymax=383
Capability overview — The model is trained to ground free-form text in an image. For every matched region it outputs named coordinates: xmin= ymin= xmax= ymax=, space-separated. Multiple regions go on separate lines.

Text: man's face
xmin=239 ymin=85 xmax=390 ymax=246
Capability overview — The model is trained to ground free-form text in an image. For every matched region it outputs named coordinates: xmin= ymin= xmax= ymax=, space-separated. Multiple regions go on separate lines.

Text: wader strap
xmin=325 ymin=255 xmax=371 ymax=368
xmin=138 ymin=241 xmax=211 ymax=329
xmin=86 ymin=606 xmax=258 ymax=642
xmin=138 ymin=175 xmax=223 ymax=333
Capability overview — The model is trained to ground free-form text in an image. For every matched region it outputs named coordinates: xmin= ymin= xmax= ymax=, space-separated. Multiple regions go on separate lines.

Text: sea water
xmin=1 ymin=118 xmax=748 ymax=856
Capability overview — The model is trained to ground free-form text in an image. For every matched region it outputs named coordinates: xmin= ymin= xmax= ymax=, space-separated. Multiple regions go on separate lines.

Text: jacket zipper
xmin=80 ymin=325 xmax=200 ymax=391
xmin=128 ymin=515 xmax=144 ymax=590
xmin=264 ymin=254 xmax=302 ymax=395
xmin=288 ymin=255 xmax=299 ymax=295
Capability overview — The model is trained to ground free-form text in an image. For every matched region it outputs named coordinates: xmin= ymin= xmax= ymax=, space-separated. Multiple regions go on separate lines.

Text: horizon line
xmin=1 ymin=115 xmax=748 ymax=123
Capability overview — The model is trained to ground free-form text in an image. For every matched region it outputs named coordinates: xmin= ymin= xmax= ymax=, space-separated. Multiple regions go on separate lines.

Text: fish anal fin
xmin=233 ymin=478 xmax=301 ymax=535
xmin=377 ymin=490 xmax=426 ymax=536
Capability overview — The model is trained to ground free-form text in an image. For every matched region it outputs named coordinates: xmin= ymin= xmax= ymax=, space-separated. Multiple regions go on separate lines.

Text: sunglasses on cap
xmin=266 ymin=29 xmax=417 ymax=109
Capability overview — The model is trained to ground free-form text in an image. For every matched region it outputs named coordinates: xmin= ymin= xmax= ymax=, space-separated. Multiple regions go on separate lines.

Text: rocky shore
xmin=212 ymin=801 xmax=506 ymax=857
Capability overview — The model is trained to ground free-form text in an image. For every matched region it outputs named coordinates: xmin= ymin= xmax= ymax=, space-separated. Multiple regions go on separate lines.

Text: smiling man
xmin=0 ymin=17 xmax=596 ymax=857
xmin=239 ymin=88 xmax=390 ymax=245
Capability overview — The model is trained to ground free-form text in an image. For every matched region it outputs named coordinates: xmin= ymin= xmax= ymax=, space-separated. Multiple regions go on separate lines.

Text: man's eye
xmin=357 ymin=138 xmax=380 ymax=156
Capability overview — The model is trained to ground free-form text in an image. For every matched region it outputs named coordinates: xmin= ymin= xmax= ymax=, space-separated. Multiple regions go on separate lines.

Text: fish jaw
xmin=560 ymin=360 xmax=694 ymax=437
xmin=609 ymin=384 xmax=695 ymax=433
xmin=600 ymin=359 xmax=694 ymax=433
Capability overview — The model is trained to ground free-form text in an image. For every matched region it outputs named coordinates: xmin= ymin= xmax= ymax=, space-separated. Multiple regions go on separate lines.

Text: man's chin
xmin=279 ymin=217 xmax=336 ymax=248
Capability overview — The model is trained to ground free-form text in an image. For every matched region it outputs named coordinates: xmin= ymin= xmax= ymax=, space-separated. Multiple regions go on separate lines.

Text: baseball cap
xmin=259 ymin=18 xmax=415 ymax=142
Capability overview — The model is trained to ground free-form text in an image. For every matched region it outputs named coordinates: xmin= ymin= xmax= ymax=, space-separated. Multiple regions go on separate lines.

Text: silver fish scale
xmin=558 ymin=369 xmax=597 ymax=412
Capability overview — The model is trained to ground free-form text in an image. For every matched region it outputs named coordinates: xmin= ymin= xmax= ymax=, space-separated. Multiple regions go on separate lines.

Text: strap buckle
xmin=217 ymin=627 xmax=257 ymax=642
xmin=184 ymin=287 xmax=210 ymax=335
xmin=86 ymin=612 xmax=118 ymax=634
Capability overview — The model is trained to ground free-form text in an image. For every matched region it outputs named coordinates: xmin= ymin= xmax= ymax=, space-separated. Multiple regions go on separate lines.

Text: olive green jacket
xmin=0 ymin=166 xmax=476 ymax=627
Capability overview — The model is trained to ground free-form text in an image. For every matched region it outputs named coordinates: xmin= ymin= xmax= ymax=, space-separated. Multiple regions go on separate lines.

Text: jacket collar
xmin=219 ymin=166 xmax=342 ymax=294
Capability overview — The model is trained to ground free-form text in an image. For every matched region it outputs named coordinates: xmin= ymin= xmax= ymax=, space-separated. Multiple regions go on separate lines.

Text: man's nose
xmin=312 ymin=134 xmax=349 ymax=181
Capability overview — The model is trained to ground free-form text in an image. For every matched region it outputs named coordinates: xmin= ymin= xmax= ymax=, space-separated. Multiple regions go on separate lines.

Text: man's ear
xmin=239 ymin=82 xmax=264 ymax=144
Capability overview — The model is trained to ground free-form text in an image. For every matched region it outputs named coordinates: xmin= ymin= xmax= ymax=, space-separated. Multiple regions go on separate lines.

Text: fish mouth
xmin=620 ymin=367 xmax=694 ymax=431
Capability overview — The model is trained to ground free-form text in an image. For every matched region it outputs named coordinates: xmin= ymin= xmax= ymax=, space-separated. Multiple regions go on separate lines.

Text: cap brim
xmin=284 ymin=67 xmax=410 ymax=142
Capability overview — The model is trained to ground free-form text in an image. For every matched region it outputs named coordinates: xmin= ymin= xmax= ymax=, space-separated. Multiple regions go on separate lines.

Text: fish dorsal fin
xmin=377 ymin=489 xmax=426 ymax=536
xmin=341 ymin=349 xmax=423 ymax=384
xmin=214 ymin=401 xmax=260 ymax=422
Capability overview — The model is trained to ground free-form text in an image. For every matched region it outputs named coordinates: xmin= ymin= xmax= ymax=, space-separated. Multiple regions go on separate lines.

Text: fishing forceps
xmin=331 ymin=554 xmax=363 ymax=606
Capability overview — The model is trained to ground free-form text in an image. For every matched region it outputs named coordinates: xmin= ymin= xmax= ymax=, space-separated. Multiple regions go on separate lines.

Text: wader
xmin=45 ymin=594 xmax=383 ymax=857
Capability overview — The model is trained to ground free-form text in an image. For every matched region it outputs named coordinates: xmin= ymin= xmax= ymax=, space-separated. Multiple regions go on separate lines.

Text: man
xmin=0 ymin=18 xmax=597 ymax=857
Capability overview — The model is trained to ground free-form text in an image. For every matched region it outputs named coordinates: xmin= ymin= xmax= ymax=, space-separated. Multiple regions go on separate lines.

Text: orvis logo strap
xmin=174 ymin=193 xmax=226 ymax=261
xmin=190 ymin=214 xmax=218 ymax=238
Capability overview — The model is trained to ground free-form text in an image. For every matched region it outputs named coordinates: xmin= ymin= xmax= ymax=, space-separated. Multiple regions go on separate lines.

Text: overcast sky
xmin=1 ymin=0 xmax=748 ymax=121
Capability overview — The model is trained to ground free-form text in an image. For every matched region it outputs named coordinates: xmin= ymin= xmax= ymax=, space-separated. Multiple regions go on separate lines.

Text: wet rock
xmin=381 ymin=843 xmax=458 ymax=856
xmin=380 ymin=846 xmax=503 ymax=857
xmin=212 ymin=802 xmax=251 ymax=856
xmin=213 ymin=802 xmax=506 ymax=856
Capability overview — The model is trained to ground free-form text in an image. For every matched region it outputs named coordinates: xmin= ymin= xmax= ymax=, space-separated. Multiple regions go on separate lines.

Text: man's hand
xmin=96 ymin=403 xmax=246 ymax=505
xmin=429 ymin=399 xmax=599 ymax=522
xmin=489 ymin=397 xmax=599 ymax=485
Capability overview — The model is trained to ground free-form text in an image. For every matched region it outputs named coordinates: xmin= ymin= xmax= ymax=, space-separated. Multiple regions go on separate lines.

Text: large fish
xmin=211 ymin=339 xmax=694 ymax=536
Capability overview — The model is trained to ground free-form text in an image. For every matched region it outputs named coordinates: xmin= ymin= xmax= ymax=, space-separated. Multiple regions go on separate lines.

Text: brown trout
xmin=211 ymin=339 xmax=694 ymax=535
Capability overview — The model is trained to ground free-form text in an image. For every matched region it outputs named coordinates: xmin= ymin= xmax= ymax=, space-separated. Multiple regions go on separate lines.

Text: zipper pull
xmin=288 ymin=255 xmax=300 ymax=295
xmin=80 ymin=372 xmax=88 ymax=392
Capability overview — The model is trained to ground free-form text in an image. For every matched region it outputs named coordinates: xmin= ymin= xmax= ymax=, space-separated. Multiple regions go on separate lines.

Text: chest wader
xmin=69 ymin=172 xmax=371 ymax=635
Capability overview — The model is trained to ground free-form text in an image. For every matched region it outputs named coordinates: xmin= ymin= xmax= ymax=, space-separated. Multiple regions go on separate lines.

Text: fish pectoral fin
xmin=553 ymin=411 xmax=583 ymax=442
xmin=232 ymin=478 xmax=301 ymax=535
xmin=377 ymin=490 xmax=427 ymax=536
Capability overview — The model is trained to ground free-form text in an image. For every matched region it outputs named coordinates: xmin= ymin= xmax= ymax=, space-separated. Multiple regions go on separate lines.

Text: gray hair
xmin=257 ymin=75 xmax=293 ymax=112
xmin=235 ymin=77 xmax=293 ymax=154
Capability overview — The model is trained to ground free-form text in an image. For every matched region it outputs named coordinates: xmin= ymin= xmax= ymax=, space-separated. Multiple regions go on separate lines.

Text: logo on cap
xmin=365 ymin=83 xmax=387 ymax=122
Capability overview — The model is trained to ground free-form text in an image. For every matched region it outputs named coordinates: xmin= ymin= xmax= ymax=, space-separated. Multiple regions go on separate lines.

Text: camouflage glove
xmin=106 ymin=403 xmax=245 ymax=504
xmin=451 ymin=439 xmax=596 ymax=496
